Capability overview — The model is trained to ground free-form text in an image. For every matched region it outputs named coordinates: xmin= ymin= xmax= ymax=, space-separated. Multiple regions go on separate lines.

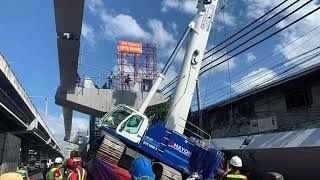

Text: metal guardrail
xmin=174 ymin=117 xmax=211 ymax=141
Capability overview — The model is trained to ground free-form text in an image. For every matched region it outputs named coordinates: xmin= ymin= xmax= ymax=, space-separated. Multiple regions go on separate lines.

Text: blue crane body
xmin=99 ymin=105 xmax=224 ymax=179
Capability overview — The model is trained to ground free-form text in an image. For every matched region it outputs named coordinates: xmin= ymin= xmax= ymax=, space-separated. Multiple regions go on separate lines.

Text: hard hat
xmin=229 ymin=156 xmax=242 ymax=167
xmin=73 ymin=157 xmax=82 ymax=166
xmin=0 ymin=172 xmax=23 ymax=180
xmin=66 ymin=159 xmax=74 ymax=166
xmin=54 ymin=157 xmax=63 ymax=164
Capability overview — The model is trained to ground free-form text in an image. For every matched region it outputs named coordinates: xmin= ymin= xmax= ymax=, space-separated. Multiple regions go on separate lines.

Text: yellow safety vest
xmin=66 ymin=172 xmax=75 ymax=180
xmin=16 ymin=169 xmax=28 ymax=178
xmin=76 ymin=168 xmax=86 ymax=180
xmin=48 ymin=167 xmax=63 ymax=180
xmin=226 ymin=174 xmax=248 ymax=180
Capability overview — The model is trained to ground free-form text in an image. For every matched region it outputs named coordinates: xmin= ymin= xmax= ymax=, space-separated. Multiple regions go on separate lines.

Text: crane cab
xmin=100 ymin=105 xmax=149 ymax=144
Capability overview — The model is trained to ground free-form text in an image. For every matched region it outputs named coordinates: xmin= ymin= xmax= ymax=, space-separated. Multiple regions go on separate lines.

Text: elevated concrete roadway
xmin=0 ymin=52 xmax=62 ymax=172
xmin=0 ymin=53 xmax=60 ymax=151
xmin=55 ymin=86 xmax=166 ymax=117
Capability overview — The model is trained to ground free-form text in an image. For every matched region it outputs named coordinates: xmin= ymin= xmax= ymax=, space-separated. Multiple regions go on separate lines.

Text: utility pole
xmin=30 ymin=96 xmax=53 ymax=118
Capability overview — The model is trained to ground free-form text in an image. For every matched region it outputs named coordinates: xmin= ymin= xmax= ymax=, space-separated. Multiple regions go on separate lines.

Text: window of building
xmin=215 ymin=110 xmax=229 ymax=127
xmin=237 ymin=102 xmax=255 ymax=119
xmin=285 ymin=89 xmax=311 ymax=109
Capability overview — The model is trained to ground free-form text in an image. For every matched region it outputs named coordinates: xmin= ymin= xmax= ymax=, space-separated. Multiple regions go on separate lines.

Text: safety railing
xmin=174 ymin=117 xmax=211 ymax=141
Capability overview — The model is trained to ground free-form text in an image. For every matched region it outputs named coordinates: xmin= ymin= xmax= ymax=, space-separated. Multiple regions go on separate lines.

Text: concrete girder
xmin=55 ymin=87 xmax=167 ymax=117
xmin=63 ymin=107 xmax=73 ymax=140
xmin=27 ymin=118 xmax=38 ymax=130
xmin=46 ymin=137 xmax=52 ymax=145
xmin=57 ymin=39 xmax=80 ymax=94
xmin=53 ymin=0 xmax=84 ymax=37
xmin=0 ymin=101 xmax=28 ymax=128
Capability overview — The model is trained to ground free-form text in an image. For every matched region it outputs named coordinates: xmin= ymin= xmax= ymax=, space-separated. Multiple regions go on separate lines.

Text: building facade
xmin=200 ymin=66 xmax=320 ymax=139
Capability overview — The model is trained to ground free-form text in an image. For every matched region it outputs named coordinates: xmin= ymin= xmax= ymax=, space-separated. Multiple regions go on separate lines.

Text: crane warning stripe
xmin=118 ymin=40 xmax=142 ymax=54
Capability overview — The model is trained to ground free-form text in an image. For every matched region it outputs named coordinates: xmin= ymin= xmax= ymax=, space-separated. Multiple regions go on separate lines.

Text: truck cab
xmin=101 ymin=105 xmax=149 ymax=144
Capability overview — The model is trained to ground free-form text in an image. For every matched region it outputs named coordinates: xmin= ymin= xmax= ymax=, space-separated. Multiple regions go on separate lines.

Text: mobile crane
xmin=94 ymin=0 xmax=224 ymax=179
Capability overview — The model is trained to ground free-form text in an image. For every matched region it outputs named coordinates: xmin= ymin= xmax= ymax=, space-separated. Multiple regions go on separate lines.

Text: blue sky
xmin=1 ymin=0 xmax=320 ymax=153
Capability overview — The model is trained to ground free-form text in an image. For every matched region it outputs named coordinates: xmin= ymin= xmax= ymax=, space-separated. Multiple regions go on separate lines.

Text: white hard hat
xmin=54 ymin=157 xmax=63 ymax=164
xmin=229 ymin=156 xmax=242 ymax=167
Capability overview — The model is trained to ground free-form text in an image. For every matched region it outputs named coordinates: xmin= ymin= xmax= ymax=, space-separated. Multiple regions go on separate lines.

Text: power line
xmin=171 ymin=45 xmax=320 ymax=100
xmin=161 ymin=76 xmax=178 ymax=92
xmin=204 ymin=0 xmax=290 ymax=56
xmin=200 ymin=47 xmax=320 ymax=102
xmin=200 ymin=5 xmax=320 ymax=76
xmin=203 ymin=0 xmax=300 ymax=61
xmin=196 ymin=29 xmax=320 ymax=100
xmin=161 ymin=0 xmax=311 ymax=92
xmin=164 ymin=23 xmax=320 ymax=97
xmin=200 ymin=50 xmax=320 ymax=104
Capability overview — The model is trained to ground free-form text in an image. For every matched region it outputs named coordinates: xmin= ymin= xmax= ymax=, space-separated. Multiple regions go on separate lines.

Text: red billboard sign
xmin=118 ymin=40 xmax=142 ymax=54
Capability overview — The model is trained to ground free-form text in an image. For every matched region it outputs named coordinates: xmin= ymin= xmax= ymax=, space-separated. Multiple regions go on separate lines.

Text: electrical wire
xmin=204 ymin=0 xmax=290 ymax=55
xmin=202 ymin=0 xmax=301 ymax=61
xmin=196 ymin=28 xmax=320 ymax=100
xmin=165 ymin=27 xmax=320 ymax=99
xmin=201 ymin=50 xmax=320 ymax=104
xmin=200 ymin=49 xmax=320 ymax=103
xmin=161 ymin=0 xmax=311 ymax=92
xmin=200 ymin=5 xmax=320 ymax=76
xmin=188 ymin=44 xmax=320 ymax=102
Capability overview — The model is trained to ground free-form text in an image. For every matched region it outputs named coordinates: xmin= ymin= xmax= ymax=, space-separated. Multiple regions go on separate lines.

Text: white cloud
xmin=148 ymin=19 xmax=176 ymax=47
xmin=245 ymin=52 xmax=256 ymax=62
xmin=161 ymin=0 xmax=197 ymax=14
xmin=245 ymin=0 xmax=320 ymax=68
xmin=217 ymin=11 xmax=236 ymax=27
xmin=101 ymin=12 xmax=151 ymax=40
xmin=86 ymin=0 xmax=184 ymax=64
xmin=232 ymin=68 xmax=277 ymax=93
xmin=46 ymin=114 xmax=89 ymax=157
xmin=82 ymin=22 xmax=95 ymax=45
xmin=170 ymin=22 xmax=178 ymax=35
xmin=245 ymin=0 xmax=277 ymax=18
xmin=87 ymin=0 xmax=104 ymax=14
xmin=99 ymin=12 xmax=179 ymax=62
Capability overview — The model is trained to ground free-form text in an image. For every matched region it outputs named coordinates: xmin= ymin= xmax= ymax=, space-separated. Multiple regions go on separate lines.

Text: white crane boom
xmin=165 ymin=0 xmax=218 ymax=134
xmin=138 ymin=0 xmax=219 ymax=135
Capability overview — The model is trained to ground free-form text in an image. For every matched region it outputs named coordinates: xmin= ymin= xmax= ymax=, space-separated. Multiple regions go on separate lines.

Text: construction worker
xmin=47 ymin=157 xmax=63 ymax=180
xmin=16 ymin=162 xmax=29 ymax=180
xmin=221 ymin=156 xmax=247 ymax=180
xmin=65 ymin=159 xmax=78 ymax=180
xmin=76 ymin=73 xmax=81 ymax=87
xmin=74 ymin=158 xmax=87 ymax=180
xmin=108 ymin=71 xmax=114 ymax=89
xmin=124 ymin=74 xmax=131 ymax=91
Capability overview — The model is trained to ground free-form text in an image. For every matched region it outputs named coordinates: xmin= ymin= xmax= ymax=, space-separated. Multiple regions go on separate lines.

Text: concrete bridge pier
xmin=0 ymin=132 xmax=21 ymax=174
